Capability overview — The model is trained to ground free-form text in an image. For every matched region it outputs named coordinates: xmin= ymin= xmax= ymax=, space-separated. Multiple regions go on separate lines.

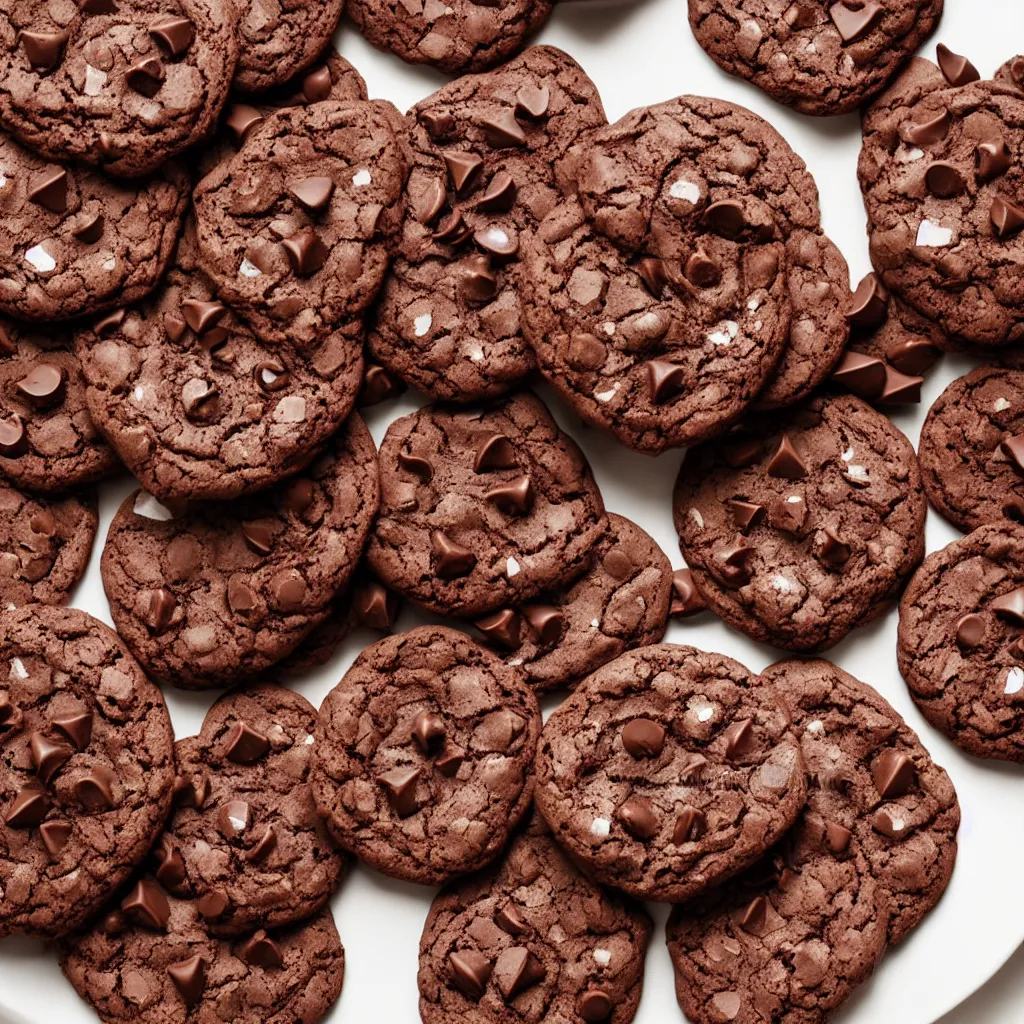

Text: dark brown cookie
xmin=419 ymin=815 xmax=652 ymax=1024
xmin=312 ymin=625 xmax=542 ymax=885
xmin=673 ymin=393 xmax=926 ymax=651
xmin=368 ymin=46 xmax=606 ymax=403
xmin=100 ymin=414 xmax=379 ymax=689
xmin=0 ymin=605 xmax=175 ymax=940
xmin=473 ymin=513 xmax=672 ymax=693
xmin=367 ymin=391 xmax=608 ymax=619
xmin=534 ymin=644 xmax=808 ymax=903
xmin=898 ymin=522 xmax=1024 ymax=762
xmin=996 ymin=55 xmax=1024 ymax=93
xmin=688 ymin=0 xmax=943 ymax=116
xmin=0 ymin=0 xmax=237 ymax=178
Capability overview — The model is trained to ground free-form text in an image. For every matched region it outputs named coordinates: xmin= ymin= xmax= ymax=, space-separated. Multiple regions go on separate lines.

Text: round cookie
xmin=859 ymin=53 xmax=1024 ymax=346
xmin=0 ymin=483 xmax=98 ymax=608
xmin=688 ymin=0 xmax=943 ymax=116
xmin=0 ymin=130 xmax=189 ymax=322
xmin=898 ymin=522 xmax=1024 ymax=762
xmin=368 ymin=46 xmax=606 ymax=404
xmin=473 ymin=513 xmax=672 ymax=693
xmin=0 ymin=317 xmax=120 ymax=493
xmin=61 ymin=894 xmax=345 ymax=1024
xmin=0 ymin=605 xmax=175 ymax=940
xmin=996 ymin=55 xmax=1024 ymax=93
xmin=100 ymin=414 xmax=380 ymax=689
xmin=0 ymin=0 xmax=237 ymax=179
xmin=76 ymin=220 xmax=364 ymax=503
xmin=762 ymin=659 xmax=959 ymax=943
xmin=673 ymin=393 xmax=926 ymax=652
xmin=159 ymin=685 xmax=348 ymax=937
xmin=193 ymin=99 xmax=409 ymax=348
xmin=533 ymin=644 xmax=808 ymax=903
xmin=419 ymin=815 xmax=652 ymax=1024
xmin=347 ymin=0 xmax=552 ymax=75
xmin=366 ymin=391 xmax=609 ymax=619
xmin=312 ymin=625 xmax=542 ymax=886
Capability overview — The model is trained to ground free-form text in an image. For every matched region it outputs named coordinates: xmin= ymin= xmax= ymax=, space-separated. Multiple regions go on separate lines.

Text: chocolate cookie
xmin=859 ymin=52 xmax=1024 ymax=346
xmin=0 ymin=129 xmax=189 ymax=322
xmin=473 ymin=513 xmax=672 ymax=693
xmin=673 ymin=393 xmax=926 ymax=651
xmin=312 ymin=625 xmax=542 ymax=885
xmin=898 ymin=522 xmax=1024 ymax=762
xmin=0 ymin=605 xmax=175 ymax=939
xmin=0 ymin=483 xmax=97 ymax=608
xmin=62 ymin=893 xmax=344 ymax=1024
xmin=368 ymin=46 xmax=606 ymax=403
xmin=0 ymin=0 xmax=237 ymax=178
xmin=763 ymin=658 xmax=959 ymax=942
xmin=159 ymin=685 xmax=348 ymax=937
xmin=347 ymin=0 xmax=552 ymax=75
xmin=193 ymin=99 xmax=409 ymax=347
xmin=533 ymin=644 xmax=808 ymax=903
xmin=996 ymin=55 xmax=1024 ymax=93
xmin=688 ymin=0 xmax=943 ymax=116
xmin=100 ymin=414 xmax=379 ymax=689
xmin=0 ymin=317 xmax=120 ymax=492
xmin=76 ymin=219 xmax=364 ymax=503
xmin=419 ymin=815 xmax=652 ymax=1024
xmin=366 ymin=391 xmax=608 ymax=619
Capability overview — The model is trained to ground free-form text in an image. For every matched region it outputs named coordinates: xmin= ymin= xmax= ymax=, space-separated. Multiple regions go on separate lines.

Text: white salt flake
xmin=916 ymin=219 xmax=953 ymax=247
xmin=10 ymin=658 xmax=28 ymax=680
xmin=690 ymin=508 xmax=704 ymax=529
xmin=995 ymin=398 xmax=1012 ymax=412
xmin=413 ymin=313 xmax=432 ymax=337
xmin=806 ymin=720 xmax=824 ymax=734
xmin=669 ymin=178 xmax=701 ymax=203
xmin=506 ymin=556 xmax=521 ymax=577
xmin=84 ymin=65 xmax=106 ymax=96
xmin=591 ymin=817 xmax=610 ymax=838
xmin=239 ymin=258 xmax=261 ymax=278
xmin=352 ymin=169 xmax=371 ymax=187
xmin=602 ymin=322 xmax=616 ymax=336
xmin=1005 ymin=667 xmax=1024 ymax=695
xmin=771 ymin=574 xmax=795 ymax=593
xmin=25 ymin=244 xmax=56 ymax=273
xmin=594 ymin=386 xmax=618 ymax=403
xmin=708 ymin=321 xmax=739 ymax=346
xmin=594 ymin=949 xmax=612 ymax=967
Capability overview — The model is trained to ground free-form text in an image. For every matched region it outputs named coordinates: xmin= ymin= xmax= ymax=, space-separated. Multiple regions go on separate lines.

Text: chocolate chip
xmin=494 ymin=901 xmax=529 ymax=936
xmin=475 ymin=608 xmax=522 ymax=649
xmin=125 ymin=56 xmax=165 ymax=97
xmin=226 ymin=104 xmax=264 ymax=144
xmin=29 ymin=732 xmax=72 ymax=784
xmin=167 ymin=955 xmax=205 ymax=1008
xmin=715 ymin=536 xmax=756 ymax=586
xmin=925 ymin=161 xmax=966 ymax=198
xmin=521 ymin=604 xmax=564 ymax=646
xmin=181 ymin=378 xmax=220 ymax=422
xmin=359 ymin=364 xmax=406 ymax=407
xmin=378 ymin=766 xmax=421 ymax=817
xmin=460 ymin=254 xmax=498 ymax=304
xmin=739 ymin=895 xmax=768 ymax=933
xmin=474 ymin=433 xmax=517 ymax=472
xmin=282 ymin=227 xmax=328 ymax=276
xmin=636 ymin=257 xmax=667 ymax=297
xmin=871 ymin=808 xmax=908 ymax=840
xmin=28 ymin=168 xmax=67 ymax=214
xmin=444 ymin=152 xmax=484 ymax=194
xmin=53 ymin=712 xmax=92 ymax=751
xmin=76 ymin=767 xmax=117 ymax=811
xmin=4 ymin=783 xmax=49 ymax=827
xmin=398 ymin=450 xmax=434 ymax=481
xmin=703 ymin=199 xmax=747 ymax=238
xmin=485 ymin=475 xmax=534 ymax=515
xmin=17 ymin=363 xmax=65 ymax=407
xmin=431 ymin=531 xmax=476 ymax=578
xmin=476 ymin=172 xmax=517 ymax=213
xmin=154 ymin=838 xmax=186 ymax=888
xmin=149 ymin=15 xmax=194 ymax=57
xmin=0 ymin=415 xmax=28 ymax=458
xmin=670 ymin=567 xmax=706 ymax=617
xmin=224 ymin=721 xmax=270 ymax=764
xmin=829 ymin=1 xmax=880 ymax=42
xmin=646 ymin=359 xmax=685 ymax=403
xmin=767 ymin=434 xmax=808 ymax=479
xmin=353 ymin=580 xmax=399 ymax=630
xmin=621 ymin=718 xmax=666 ymax=759
xmin=121 ymin=879 xmax=170 ymax=931
xmin=684 ymin=251 xmax=720 ymax=287
xmin=825 ymin=821 xmax=853 ymax=854
xmin=289 ymin=176 xmax=335 ymax=214
xmin=412 ymin=711 xmax=446 ymax=755
xmin=976 ymin=139 xmax=1012 ymax=182
xmin=723 ymin=718 xmax=755 ymax=759
xmin=992 ymin=587 xmax=1024 ymax=624
xmin=142 ymin=587 xmax=177 ymax=635
xmin=242 ymin=521 xmax=274 ymax=554
xmin=878 ymin=365 xmax=923 ymax=404
xmin=936 ymin=43 xmax=980 ymax=87
xmin=20 ymin=30 xmax=67 ymax=70
xmin=770 ymin=495 xmax=808 ymax=534
xmin=673 ymin=807 xmax=707 ymax=844
xmin=514 ymin=85 xmax=550 ymax=120
xmin=726 ymin=499 xmax=765 ymax=534
xmin=245 ymin=826 xmax=277 ymax=862
xmin=302 ymin=65 xmax=332 ymax=103
xmin=871 ymin=749 xmax=915 ymax=799
xmin=240 ymin=931 xmax=284 ymax=969
xmin=39 ymin=819 xmax=72 ymax=857
xmin=271 ymin=571 xmax=307 ymax=611
xmin=829 ymin=351 xmax=884 ymax=400
xmin=819 ymin=527 xmax=851 ymax=566
xmin=616 ymin=796 xmax=658 ymax=839
xmin=846 ymin=272 xmax=889 ymax=327
xmin=196 ymin=889 xmax=228 ymax=919
xmin=72 ymin=210 xmax=105 ymax=243
xmin=414 ymin=178 xmax=447 ymax=226
xmin=173 ymin=773 xmax=209 ymax=809
xmin=955 ymin=613 xmax=986 ymax=648
xmin=903 ymin=110 xmax=950 ymax=146
xmin=991 ymin=196 xmax=1024 ymax=239
xmin=579 ymin=988 xmax=613 ymax=1022
xmin=255 ymin=358 xmax=290 ymax=392
xmin=436 ymin=747 xmax=465 ymax=777
xmin=217 ymin=799 xmax=251 ymax=838
xmin=450 ymin=950 xmax=493 ymax=1000
xmin=480 ymin=111 xmax=526 ymax=148
xmin=494 ymin=947 xmax=546 ymax=1000
xmin=1001 ymin=434 xmax=1024 ymax=472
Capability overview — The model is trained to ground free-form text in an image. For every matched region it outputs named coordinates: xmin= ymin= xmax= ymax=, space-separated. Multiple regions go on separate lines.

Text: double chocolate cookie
xmin=100 ymin=414 xmax=379 ymax=689
xmin=533 ymin=644 xmax=808 ymax=903
xmin=367 ymin=392 xmax=608 ymax=618
xmin=312 ymin=626 xmax=542 ymax=885
xmin=673 ymin=393 xmax=926 ymax=651
xmin=419 ymin=815 xmax=652 ymax=1024
xmin=0 ymin=605 xmax=175 ymax=940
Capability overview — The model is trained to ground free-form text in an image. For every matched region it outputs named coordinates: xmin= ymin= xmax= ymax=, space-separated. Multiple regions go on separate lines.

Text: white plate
xmin=3 ymin=2 xmax=1024 ymax=1023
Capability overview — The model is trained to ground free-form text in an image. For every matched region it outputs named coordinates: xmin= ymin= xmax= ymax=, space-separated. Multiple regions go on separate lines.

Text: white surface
xmin=3 ymin=2 xmax=1024 ymax=1022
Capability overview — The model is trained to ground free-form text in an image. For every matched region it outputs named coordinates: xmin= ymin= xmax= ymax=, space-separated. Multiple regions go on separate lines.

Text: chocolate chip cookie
xmin=898 ymin=522 xmax=1024 ymax=762
xmin=533 ymin=644 xmax=808 ymax=903
xmin=76 ymin=219 xmax=364 ymax=503
xmin=689 ymin=0 xmax=943 ymax=116
xmin=368 ymin=46 xmax=606 ymax=403
xmin=473 ymin=513 xmax=672 ymax=693
xmin=673 ymin=393 xmax=926 ymax=651
xmin=0 ymin=605 xmax=175 ymax=939
xmin=367 ymin=391 xmax=609 ymax=619
xmin=0 ymin=0 xmax=237 ymax=178
xmin=419 ymin=814 xmax=652 ymax=1024
xmin=100 ymin=414 xmax=379 ymax=689
xmin=312 ymin=625 xmax=542 ymax=885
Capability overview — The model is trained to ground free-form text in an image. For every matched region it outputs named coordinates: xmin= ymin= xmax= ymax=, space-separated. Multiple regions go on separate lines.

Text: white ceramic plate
xmin=3 ymin=2 xmax=1024 ymax=1022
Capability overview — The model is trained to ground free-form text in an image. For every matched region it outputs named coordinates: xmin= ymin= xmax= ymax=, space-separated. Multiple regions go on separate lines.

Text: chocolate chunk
xmin=955 ymin=613 xmax=986 ymax=649
xmin=715 ymin=537 xmax=756 ymax=586
xmin=515 ymin=85 xmax=550 ymax=120
xmin=0 ymin=415 xmax=28 ymax=458
xmin=829 ymin=1 xmax=880 ymax=43
xmin=289 ymin=176 xmax=336 ymax=214
xmin=474 ymin=225 xmax=518 ymax=257
xmin=431 ymin=531 xmax=477 ymax=579
xmin=494 ymin=901 xmax=529 ymax=936
xmin=616 ymin=796 xmax=658 ymax=839
xmin=224 ymin=721 xmax=270 ymax=764
xmin=485 ymin=475 xmax=534 ymax=515
xmin=143 ymin=588 xmax=177 ymax=635
xmin=726 ymin=499 xmax=765 ymax=534
xmin=672 ymin=807 xmax=707 ymax=844
xmin=991 ymin=196 xmax=1024 ymax=239
xmin=766 ymin=434 xmax=808 ymax=479
xmin=72 ymin=211 xmax=105 ymax=244
xmin=976 ymin=139 xmax=1012 ymax=183
xmin=475 ymin=609 xmax=522 ymax=649
xmin=226 ymin=105 xmax=265 ymax=144
xmin=738 ymin=895 xmax=768 ymax=933
xmin=723 ymin=718 xmax=755 ymax=759
xmin=702 ymin=199 xmax=747 ymax=238
xmin=621 ymin=718 xmax=666 ymax=759
xmin=125 ymin=56 xmax=165 ymax=98
xmin=824 ymin=821 xmax=853 ymax=854
xmin=878 ymin=365 xmax=923 ymax=404
xmin=819 ymin=527 xmax=851 ymax=566
xmin=217 ymin=800 xmax=251 ymax=838
xmin=413 ymin=711 xmax=446 ymax=755
xmin=240 ymin=931 xmax=284 ymax=969
xmin=245 ymin=825 xmax=278 ymax=863
xmin=992 ymin=587 xmax=1024 ymax=624
xmin=196 ymin=889 xmax=228 ymax=920
xmin=378 ymin=766 xmax=421 ymax=817
xmin=846 ymin=272 xmax=889 ymax=328
xmin=494 ymin=947 xmax=546 ymax=1000
xmin=925 ymin=162 xmax=966 ymax=198
xmin=149 ymin=15 xmax=195 ymax=58
xmin=167 ymin=955 xmax=205 ymax=1008
xmin=121 ymin=880 xmax=170 ymax=931
xmin=28 ymin=168 xmax=67 ymax=214
xmin=670 ymin=568 xmax=706 ymax=617
xmin=450 ymin=950 xmax=493 ymax=1000
xmin=20 ymin=30 xmax=67 ymax=70
xmin=871 ymin=749 xmax=915 ymax=799
xmin=521 ymin=604 xmax=564 ymax=646
xmin=936 ymin=43 xmax=980 ymax=87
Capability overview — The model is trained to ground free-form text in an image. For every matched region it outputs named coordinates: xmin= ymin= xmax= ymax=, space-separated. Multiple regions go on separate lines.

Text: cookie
xmin=898 ymin=522 xmax=1024 ymax=762
xmin=688 ymin=0 xmax=943 ymax=116
xmin=763 ymin=658 xmax=959 ymax=942
xmin=0 ymin=0 xmax=237 ymax=178
xmin=193 ymin=99 xmax=409 ymax=347
xmin=859 ymin=52 xmax=1024 ymax=346
xmin=473 ymin=513 xmax=672 ymax=693
xmin=0 ymin=317 xmax=120 ymax=492
xmin=533 ymin=644 xmax=808 ymax=903
xmin=100 ymin=414 xmax=379 ymax=689
xmin=312 ymin=625 xmax=542 ymax=885
xmin=62 ymin=894 xmax=345 ymax=1024
xmin=366 ymin=391 xmax=609 ymax=619
xmin=368 ymin=46 xmax=606 ymax=403
xmin=0 ymin=483 xmax=97 ymax=609
xmin=0 ymin=605 xmax=175 ymax=940
xmin=347 ymin=0 xmax=552 ymax=75
xmin=673 ymin=393 xmax=926 ymax=652
xmin=419 ymin=814 xmax=652 ymax=1024
xmin=76 ymin=219 xmax=364 ymax=503
xmin=0 ymin=129 xmax=189 ymax=322
xmin=996 ymin=55 xmax=1024 ymax=93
